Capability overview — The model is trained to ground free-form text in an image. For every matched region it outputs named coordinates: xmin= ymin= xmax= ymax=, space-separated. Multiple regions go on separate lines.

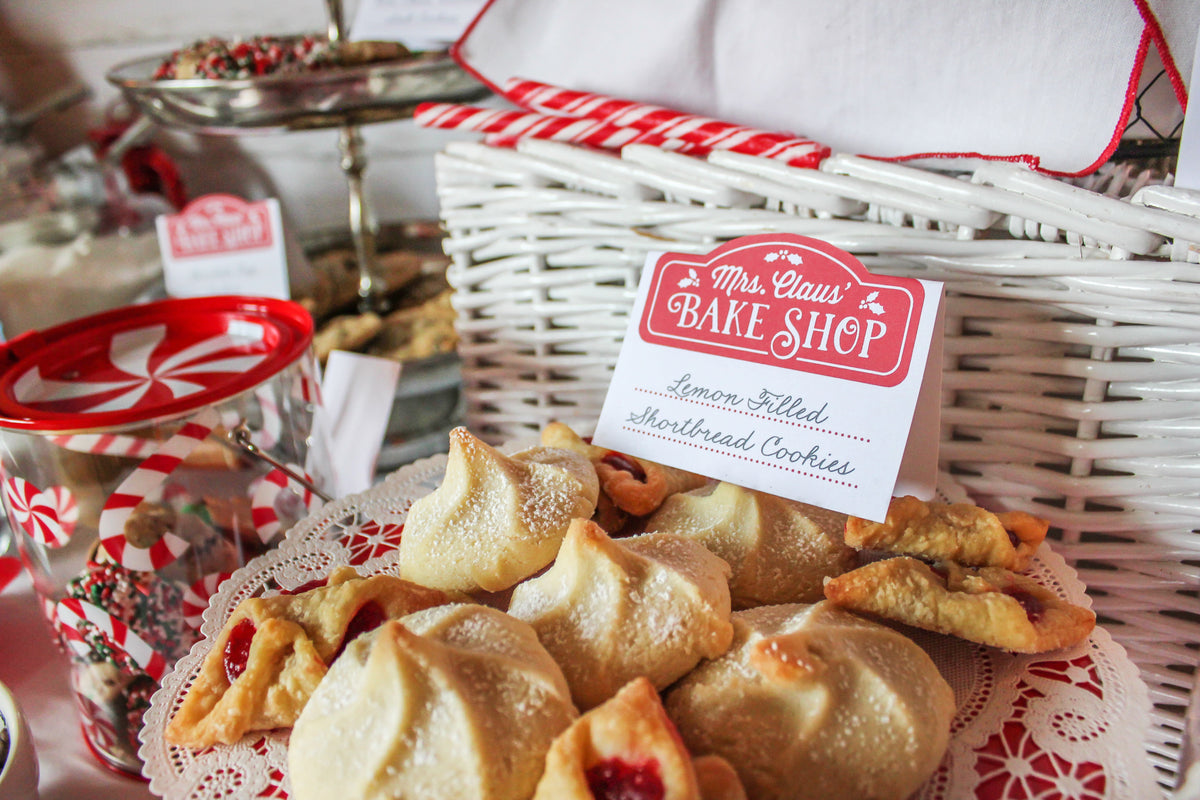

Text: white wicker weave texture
xmin=436 ymin=139 xmax=1200 ymax=795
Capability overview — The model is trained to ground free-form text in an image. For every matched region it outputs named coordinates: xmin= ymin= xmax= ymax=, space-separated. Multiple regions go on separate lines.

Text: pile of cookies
xmin=300 ymin=232 xmax=459 ymax=366
xmin=163 ymin=424 xmax=1095 ymax=800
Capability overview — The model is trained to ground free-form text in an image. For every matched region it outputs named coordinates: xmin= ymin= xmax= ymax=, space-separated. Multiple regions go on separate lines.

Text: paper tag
xmin=157 ymin=194 xmax=290 ymax=300
xmin=312 ymin=350 xmax=402 ymax=497
xmin=593 ymin=233 xmax=943 ymax=522
xmin=350 ymin=0 xmax=488 ymax=51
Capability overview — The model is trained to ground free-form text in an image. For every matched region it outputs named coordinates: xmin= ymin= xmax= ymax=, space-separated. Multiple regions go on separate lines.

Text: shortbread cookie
xmin=541 ymin=422 xmax=709 ymax=518
xmin=664 ymin=602 xmax=954 ymax=800
xmin=508 ymin=518 xmax=733 ymax=710
xmin=289 ymin=604 xmax=578 ymax=800
xmin=533 ymin=676 xmax=746 ymax=800
xmin=398 ymin=427 xmax=599 ymax=593
xmin=165 ymin=567 xmax=449 ymax=747
xmin=823 ymin=556 xmax=1095 ymax=653
xmin=845 ymin=495 xmax=1049 ymax=570
xmin=646 ymin=482 xmax=855 ymax=608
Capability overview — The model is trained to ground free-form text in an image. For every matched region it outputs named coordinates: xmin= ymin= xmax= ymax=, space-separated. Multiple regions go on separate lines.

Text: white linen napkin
xmin=456 ymin=0 xmax=1198 ymax=175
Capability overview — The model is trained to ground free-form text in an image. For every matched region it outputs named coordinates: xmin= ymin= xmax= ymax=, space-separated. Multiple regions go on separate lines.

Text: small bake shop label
xmin=641 ymin=235 xmax=921 ymax=387
xmin=595 ymin=233 xmax=944 ymax=522
xmin=157 ymin=194 xmax=290 ymax=300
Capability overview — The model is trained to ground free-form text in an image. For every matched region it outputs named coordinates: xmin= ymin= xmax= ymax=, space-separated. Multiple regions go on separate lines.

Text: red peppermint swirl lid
xmin=0 ymin=296 xmax=313 ymax=432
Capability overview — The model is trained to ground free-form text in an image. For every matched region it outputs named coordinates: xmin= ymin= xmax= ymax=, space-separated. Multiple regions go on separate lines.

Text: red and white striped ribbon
xmin=181 ymin=571 xmax=230 ymax=630
xmin=56 ymin=597 xmax=169 ymax=682
xmin=251 ymin=465 xmax=322 ymax=544
xmin=97 ymin=407 xmax=221 ymax=571
xmin=503 ymin=78 xmax=830 ymax=168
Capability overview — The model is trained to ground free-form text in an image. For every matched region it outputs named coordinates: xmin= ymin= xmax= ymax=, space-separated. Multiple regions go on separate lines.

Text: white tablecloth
xmin=0 ymin=567 xmax=156 ymax=800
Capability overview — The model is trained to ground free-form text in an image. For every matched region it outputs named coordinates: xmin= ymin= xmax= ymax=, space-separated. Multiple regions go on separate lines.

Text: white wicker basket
xmin=435 ymin=138 xmax=1200 ymax=795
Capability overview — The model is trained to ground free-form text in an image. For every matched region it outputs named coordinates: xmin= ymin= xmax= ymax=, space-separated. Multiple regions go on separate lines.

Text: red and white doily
xmin=138 ymin=456 xmax=1158 ymax=800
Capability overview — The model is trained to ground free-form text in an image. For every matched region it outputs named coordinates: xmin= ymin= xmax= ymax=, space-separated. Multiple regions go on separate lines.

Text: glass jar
xmin=0 ymin=295 xmax=331 ymax=775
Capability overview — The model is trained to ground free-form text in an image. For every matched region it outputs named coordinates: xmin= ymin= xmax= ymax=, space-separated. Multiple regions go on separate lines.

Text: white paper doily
xmin=139 ymin=458 xmax=1159 ymax=799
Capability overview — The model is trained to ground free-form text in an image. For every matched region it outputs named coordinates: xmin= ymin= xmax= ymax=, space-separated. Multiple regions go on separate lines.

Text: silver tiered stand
xmin=105 ymin=0 xmax=488 ymax=312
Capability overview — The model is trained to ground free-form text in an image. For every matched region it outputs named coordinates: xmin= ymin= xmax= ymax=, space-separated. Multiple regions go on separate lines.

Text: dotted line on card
xmin=624 ymin=427 xmax=859 ymax=489
xmin=633 ymin=387 xmax=869 ymax=442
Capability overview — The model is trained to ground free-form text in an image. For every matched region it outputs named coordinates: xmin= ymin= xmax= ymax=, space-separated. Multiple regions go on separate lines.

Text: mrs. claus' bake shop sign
xmin=639 ymin=234 xmax=922 ymax=386
xmin=594 ymin=233 xmax=944 ymax=522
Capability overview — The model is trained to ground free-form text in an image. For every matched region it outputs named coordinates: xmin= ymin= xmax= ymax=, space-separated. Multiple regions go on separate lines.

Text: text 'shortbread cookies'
xmin=508 ymin=518 xmax=733 ymax=710
xmin=845 ymin=495 xmax=1049 ymax=570
xmin=288 ymin=604 xmax=578 ymax=800
xmin=533 ymin=676 xmax=747 ymax=800
xmin=540 ymin=422 xmax=709 ymax=519
xmin=823 ymin=556 xmax=1096 ymax=653
xmin=165 ymin=567 xmax=450 ymax=747
xmin=645 ymin=482 xmax=855 ymax=608
xmin=664 ymin=602 xmax=954 ymax=800
xmin=398 ymin=427 xmax=599 ymax=593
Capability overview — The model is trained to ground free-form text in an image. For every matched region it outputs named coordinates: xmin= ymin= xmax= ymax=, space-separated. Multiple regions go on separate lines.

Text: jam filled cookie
xmin=844 ymin=495 xmax=1049 ymax=571
xmin=533 ymin=676 xmax=747 ymax=800
xmin=398 ymin=427 xmax=599 ymax=593
xmin=822 ymin=556 xmax=1096 ymax=653
xmin=645 ymin=482 xmax=855 ymax=608
xmin=541 ymin=422 xmax=709 ymax=519
xmin=289 ymin=604 xmax=578 ymax=800
xmin=165 ymin=567 xmax=449 ymax=747
xmin=508 ymin=518 xmax=733 ymax=710
xmin=664 ymin=602 xmax=954 ymax=800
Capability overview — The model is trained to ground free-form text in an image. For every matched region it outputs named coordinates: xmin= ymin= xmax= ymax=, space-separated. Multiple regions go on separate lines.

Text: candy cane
xmin=55 ymin=597 xmax=168 ymax=682
xmin=503 ymin=78 xmax=830 ymax=168
xmin=480 ymin=131 xmax=704 ymax=155
xmin=415 ymin=103 xmax=681 ymax=151
xmin=182 ymin=572 xmax=230 ymax=630
xmin=295 ymin=358 xmax=322 ymax=407
xmin=252 ymin=384 xmax=282 ymax=451
xmin=251 ymin=466 xmax=322 ymax=544
xmin=97 ymin=407 xmax=220 ymax=571
xmin=47 ymin=433 xmax=159 ymax=458
xmin=3 ymin=477 xmax=75 ymax=548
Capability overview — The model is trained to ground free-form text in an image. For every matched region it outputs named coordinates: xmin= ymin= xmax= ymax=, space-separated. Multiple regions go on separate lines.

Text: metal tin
xmin=0 ymin=296 xmax=330 ymax=775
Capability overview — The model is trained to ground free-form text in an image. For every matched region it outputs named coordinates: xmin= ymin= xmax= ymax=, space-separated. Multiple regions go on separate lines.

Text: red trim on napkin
xmin=450 ymin=0 xmax=506 ymax=96
xmin=879 ymin=27 xmax=1152 ymax=178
